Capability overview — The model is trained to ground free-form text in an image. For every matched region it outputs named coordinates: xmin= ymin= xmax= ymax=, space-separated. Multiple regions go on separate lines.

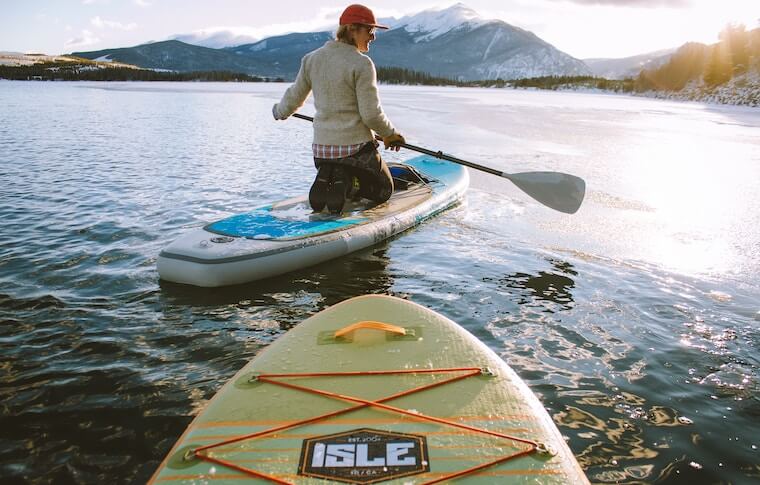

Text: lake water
xmin=1 ymin=80 xmax=759 ymax=484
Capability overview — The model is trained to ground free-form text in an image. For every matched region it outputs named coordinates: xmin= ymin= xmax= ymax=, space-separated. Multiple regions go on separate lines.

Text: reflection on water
xmin=158 ymin=246 xmax=395 ymax=312
xmin=493 ymin=258 xmax=577 ymax=310
xmin=0 ymin=245 xmax=395 ymax=483
xmin=476 ymin=250 xmax=759 ymax=483
xmin=1 ymin=82 xmax=759 ymax=484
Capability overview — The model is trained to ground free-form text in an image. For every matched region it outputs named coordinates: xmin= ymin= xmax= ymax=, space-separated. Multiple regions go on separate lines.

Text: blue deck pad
xmin=404 ymin=156 xmax=463 ymax=186
xmin=205 ymin=157 xmax=463 ymax=241
xmin=206 ymin=205 xmax=367 ymax=240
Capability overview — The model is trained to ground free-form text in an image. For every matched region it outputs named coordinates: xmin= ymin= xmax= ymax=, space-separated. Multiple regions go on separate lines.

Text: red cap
xmin=339 ymin=4 xmax=389 ymax=29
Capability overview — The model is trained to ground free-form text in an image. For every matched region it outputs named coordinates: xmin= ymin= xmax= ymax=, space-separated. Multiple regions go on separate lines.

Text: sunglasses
xmin=361 ymin=25 xmax=376 ymax=35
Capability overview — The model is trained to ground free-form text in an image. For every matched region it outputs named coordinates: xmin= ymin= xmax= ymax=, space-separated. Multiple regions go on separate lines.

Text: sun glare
xmin=489 ymin=0 xmax=760 ymax=59
xmin=622 ymin=107 xmax=755 ymax=276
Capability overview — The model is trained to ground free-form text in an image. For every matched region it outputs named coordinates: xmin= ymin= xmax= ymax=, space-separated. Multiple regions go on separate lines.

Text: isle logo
xmin=298 ymin=428 xmax=429 ymax=484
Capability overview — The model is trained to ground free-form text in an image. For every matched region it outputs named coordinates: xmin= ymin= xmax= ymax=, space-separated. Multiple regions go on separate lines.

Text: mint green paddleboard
xmin=150 ymin=295 xmax=588 ymax=484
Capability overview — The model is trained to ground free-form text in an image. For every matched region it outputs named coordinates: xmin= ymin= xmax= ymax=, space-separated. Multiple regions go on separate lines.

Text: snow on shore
xmin=637 ymin=71 xmax=760 ymax=107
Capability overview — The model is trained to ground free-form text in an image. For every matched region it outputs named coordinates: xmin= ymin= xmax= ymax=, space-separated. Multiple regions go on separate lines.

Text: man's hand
xmin=382 ymin=133 xmax=406 ymax=152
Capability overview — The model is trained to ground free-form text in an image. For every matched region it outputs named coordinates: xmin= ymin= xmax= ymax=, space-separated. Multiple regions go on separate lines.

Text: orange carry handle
xmin=334 ymin=320 xmax=406 ymax=339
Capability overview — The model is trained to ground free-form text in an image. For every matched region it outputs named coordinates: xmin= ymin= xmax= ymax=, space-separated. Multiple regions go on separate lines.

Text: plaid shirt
xmin=312 ymin=142 xmax=364 ymax=159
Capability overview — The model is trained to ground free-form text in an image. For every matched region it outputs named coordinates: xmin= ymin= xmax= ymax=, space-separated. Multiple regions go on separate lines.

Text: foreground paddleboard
xmin=157 ymin=156 xmax=468 ymax=287
xmin=150 ymin=295 xmax=589 ymax=484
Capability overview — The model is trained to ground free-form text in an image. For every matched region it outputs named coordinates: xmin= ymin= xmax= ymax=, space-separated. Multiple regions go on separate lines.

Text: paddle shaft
xmin=290 ymin=112 xmax=586 ymax=214
xmin=291 ymin=113 xmax=503 ymax=177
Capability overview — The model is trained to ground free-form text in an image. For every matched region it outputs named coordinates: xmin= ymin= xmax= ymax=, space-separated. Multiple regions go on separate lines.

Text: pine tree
xmin=748 ymin=26 xmax=760 ymax=69
xmin=720 ymin=23 xmax=750 ymax=75
xmin=704 ymin=43 xmax=732 ymax=86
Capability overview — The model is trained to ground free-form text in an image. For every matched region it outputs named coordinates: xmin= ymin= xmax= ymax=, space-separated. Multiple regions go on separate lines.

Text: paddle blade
xmin=504 ymin=171 xmax=586 ymax=214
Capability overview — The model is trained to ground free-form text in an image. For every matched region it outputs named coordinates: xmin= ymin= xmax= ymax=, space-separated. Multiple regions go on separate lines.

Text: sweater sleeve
xmin=355 ymin=57 xmax=396 ymax=138
xmin=273 ymin=56 xmax=312 ymax=120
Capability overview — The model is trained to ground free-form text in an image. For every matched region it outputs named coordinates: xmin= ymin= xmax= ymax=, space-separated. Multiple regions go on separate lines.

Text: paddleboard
xmin=157 ymin=156 xmax=468 ymax=287
xmin=149 ymin=295 xmax=589 ymax=484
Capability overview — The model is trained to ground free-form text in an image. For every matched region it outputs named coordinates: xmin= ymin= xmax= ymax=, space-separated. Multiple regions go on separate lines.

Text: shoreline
xmin=3 ymin=76 xmax=758 ymax=108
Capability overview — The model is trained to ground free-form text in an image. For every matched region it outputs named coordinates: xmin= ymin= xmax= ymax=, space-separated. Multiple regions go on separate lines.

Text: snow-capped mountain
xmin=394 ymin=3 xmax=486 ymax=42
xmin=366 ymin=3 xmax=590 ymax=80
xmin=73 ymin=3 xmax=590 ymax=80
xmin=171 ymin=31 xmax=261 ymax=49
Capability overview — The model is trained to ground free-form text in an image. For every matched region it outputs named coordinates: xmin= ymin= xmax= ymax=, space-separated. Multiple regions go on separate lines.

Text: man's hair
xmin=336 ymin=24 xmax=358 ymax=46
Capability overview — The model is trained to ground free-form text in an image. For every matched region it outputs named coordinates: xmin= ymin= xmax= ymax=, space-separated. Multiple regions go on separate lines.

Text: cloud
xmin=171 ymin=8 xmax=341 ymax=49
xmin=547 ymin=0 xmax=690 ymax=6
xmin=134 ymin=0 xmax=151 ymax=6
xmin=65 ymin=30 xmax=100 ymax=49
xmin=91 ymin=16 xmax=137 ymax=30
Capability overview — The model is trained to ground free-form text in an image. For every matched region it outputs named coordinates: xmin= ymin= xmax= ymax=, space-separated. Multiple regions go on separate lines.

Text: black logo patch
xmin=298 ymin=428 xmax=429 ymax=484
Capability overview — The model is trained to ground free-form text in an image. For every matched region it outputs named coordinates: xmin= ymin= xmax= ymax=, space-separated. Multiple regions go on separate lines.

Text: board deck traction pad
xmin=202 ymin=158 xmax=458 ymax=241
xmin=183 ymin=365 xmax=543 ymax=484
xmin=151 ymin=296 xmax=588 ymax=484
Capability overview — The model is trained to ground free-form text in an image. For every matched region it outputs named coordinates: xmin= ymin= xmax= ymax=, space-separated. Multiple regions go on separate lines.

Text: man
xmin=273 ymin=4 xmax=405 ymax=213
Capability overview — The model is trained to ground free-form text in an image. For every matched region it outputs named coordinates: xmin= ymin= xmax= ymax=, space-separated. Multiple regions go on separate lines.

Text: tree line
xmin=0 ymin=62 xmax=282 ymax=82
xmin=505 ymin=76 xmax=634 ymax=92
xmin=3 ymin=61 xmax=633 ymax=92
xmin=636 ymin=25 xmax=760 ymax=91
xmin=376 ymin=66 xmax=462 ymax=86
xmin=377 ymin=66 xmax=634 ymax=92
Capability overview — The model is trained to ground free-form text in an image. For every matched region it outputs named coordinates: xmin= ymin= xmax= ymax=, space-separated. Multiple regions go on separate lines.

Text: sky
xmin=2 ymin=0 xmax=758 ymax=59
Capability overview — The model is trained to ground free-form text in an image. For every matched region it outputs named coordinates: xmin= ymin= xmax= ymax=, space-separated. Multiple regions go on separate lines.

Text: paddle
xmin=291 ymin=113 xmax=586 ymax=214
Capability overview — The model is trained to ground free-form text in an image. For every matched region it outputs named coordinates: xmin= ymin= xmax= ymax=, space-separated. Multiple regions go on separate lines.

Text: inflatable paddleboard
xmin=158 ymin=156 xmax=468 ymax=287
xmin=150 ymin=295 xmax=589 ymax=484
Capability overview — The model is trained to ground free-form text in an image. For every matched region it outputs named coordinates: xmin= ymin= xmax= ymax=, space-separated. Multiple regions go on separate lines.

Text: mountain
xmin=171 ymin=31 xmax=261 ymax=49
xmin=72 ymin=3 xmax=590 ymax=81
xmin=584 ymin=48 xmax=676 ymax=80
xmin=72 ymin=40 xmax=262 ymax=74
xmin=391 ymin=2 xmax=486 ymax=42
xmin=234 ymin=4 xmax=590 ymax=81
xmin=636 ymin=42 xmax=710 ymax=91
xmin=224 ymin=32 xmax=333 ymax=79
xmin=365 ymin=4 xmax=589 ymax=80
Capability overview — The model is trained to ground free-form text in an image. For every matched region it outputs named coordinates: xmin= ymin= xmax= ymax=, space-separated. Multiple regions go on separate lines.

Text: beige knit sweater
xmin=273 ymin=40 xmax=397 ymax=145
